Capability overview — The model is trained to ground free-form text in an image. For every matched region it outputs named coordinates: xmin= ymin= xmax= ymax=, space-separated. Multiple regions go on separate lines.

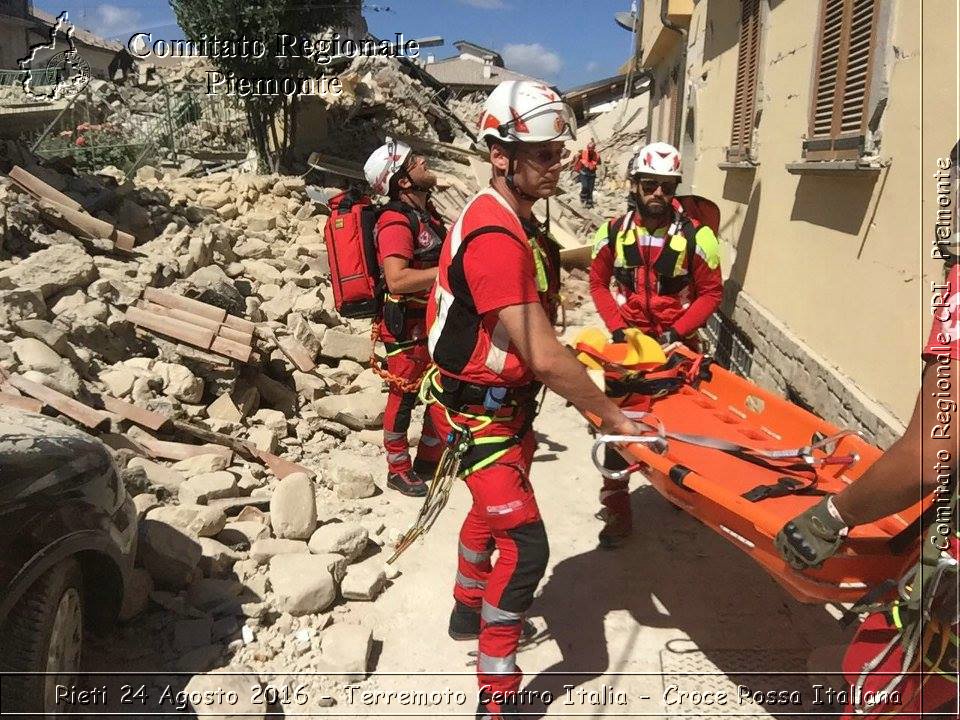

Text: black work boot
xmin=448 ymin=600 xmax=481 ymax=640
xmin=449 ymin=602 xmax=537 ymax=641
xmin=386 ymin=469 xmax=427 ymax=497
xmin=412 ymin=457 xmax=439 ymax=481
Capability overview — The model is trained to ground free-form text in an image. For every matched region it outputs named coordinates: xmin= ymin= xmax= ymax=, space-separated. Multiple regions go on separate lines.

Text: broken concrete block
xmin=334 ymin=465 xmax=378 ymax=500
xmin=308 ymin=523 xmax=368 ymax=563
xmin=246 ymin=213 xmax=276 ymax=232
xmin=153 ymin=361 xmax=204 ymax=403
xmin=246 ymin=426 xmax=278 ymax=454
xmin=198 ymin=537 xmax=245 ymax=576
xmin=99 ymin=366 xmax=138 ymax=397
xmin=318 ymin=623 xmax=372 ymax=681
xmin=138 ymin=519 xmax=202 ymax=589
xmin=319 ymin=328 xmax=369 ymax=363
xmin=178 ymin=471 xmax=239 ymax=506
xmin=312 ymin=390 xmax=384 ymax=431
xmin=268 ymin=554 xmax=337 ymax=616
xmin=341 ymin=560 xmax=387 ymax=601
xmin=270 ymin=472 xmax=317 ymax=540
xmin=10 ymin=337 xmax=63 ymax=374
xmin=241 ymin=259 xmax=283 ymax=285
xmin=13 ymin=319 xmax=69 ymax=354
xmin=207 ymin=386 xmax=259 ymax=423
xmin=0 ymin=245 xmax=97 ymax=299
xmin=147 ymin=504 xmax=227 ymax=538
xmin=249 ymin=538 xmax=309 ymax=565
xmin=173 ymin=453 xmax=231 ymax=478
xmin=128 ymin=458 xmax=186 ymax=494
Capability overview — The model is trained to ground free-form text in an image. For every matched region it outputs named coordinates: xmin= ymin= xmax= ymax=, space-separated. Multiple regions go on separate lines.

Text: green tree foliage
xmin=170 ymin=0 xmax=354 ymax=171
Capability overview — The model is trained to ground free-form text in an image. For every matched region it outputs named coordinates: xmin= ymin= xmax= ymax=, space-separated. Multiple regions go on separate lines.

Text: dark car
xmin=0 ymin=408 xmax=137 ymax=716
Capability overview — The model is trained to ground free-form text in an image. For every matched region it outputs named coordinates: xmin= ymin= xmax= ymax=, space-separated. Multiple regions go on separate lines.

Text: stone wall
xmin=716 ymin=294 xmax=904 ymax=449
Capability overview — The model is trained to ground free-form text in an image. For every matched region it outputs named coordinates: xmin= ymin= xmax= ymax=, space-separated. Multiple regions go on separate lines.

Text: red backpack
xmin=323 ymin=190 xmax=421 ymax=319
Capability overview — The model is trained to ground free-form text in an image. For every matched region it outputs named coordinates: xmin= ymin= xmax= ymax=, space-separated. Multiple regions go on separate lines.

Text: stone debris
xmin=268 ymin=554 xmax=337 ymax=616
xmin=269 ymin=473 xmax=318 ymax=539
xmin=0 ymin=46 xmax=608 ymax=696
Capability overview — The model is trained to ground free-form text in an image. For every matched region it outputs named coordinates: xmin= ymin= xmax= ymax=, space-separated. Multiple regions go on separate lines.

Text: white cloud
xmin=457 ymin=0 xmax=507 ymax=8
xmin=95 ymin=4 xmax=141 ymax=37
xmin=502 ymin=43 xmax=562 ymax=80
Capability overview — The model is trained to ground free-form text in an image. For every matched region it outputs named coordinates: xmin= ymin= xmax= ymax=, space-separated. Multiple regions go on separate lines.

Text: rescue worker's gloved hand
xmin=611 ymin=328 xmax=627 ymax=343
xmin=774 ymin=495 xmax=849 ymax=570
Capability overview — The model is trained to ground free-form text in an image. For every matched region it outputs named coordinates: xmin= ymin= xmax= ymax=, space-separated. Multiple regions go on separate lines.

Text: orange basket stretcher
xmin=587 ymin=350 xmax=923 ymax=605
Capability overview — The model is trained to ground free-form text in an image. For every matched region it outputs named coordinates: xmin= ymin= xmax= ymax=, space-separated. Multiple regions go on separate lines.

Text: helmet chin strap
xmin=504 ymin=144 xmax=542 ymax=203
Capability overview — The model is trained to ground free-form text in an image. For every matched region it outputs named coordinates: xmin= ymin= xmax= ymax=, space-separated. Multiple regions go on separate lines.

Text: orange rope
xmin=369 ymin=322 xmax=428 ymax=394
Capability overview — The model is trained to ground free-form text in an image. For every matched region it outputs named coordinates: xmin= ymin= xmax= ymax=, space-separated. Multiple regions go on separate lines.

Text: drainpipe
xmin=623 ymin=0 xmax=655 ymax=140
xmin=659 ymin=0 xmax=687 ymax=148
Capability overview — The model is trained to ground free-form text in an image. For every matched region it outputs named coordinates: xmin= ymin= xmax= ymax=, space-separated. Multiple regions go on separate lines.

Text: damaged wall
xmin=648 ymin=0 xmax=956 ymax=438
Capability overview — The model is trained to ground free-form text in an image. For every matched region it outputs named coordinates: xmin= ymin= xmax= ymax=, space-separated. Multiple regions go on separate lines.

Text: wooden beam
xmin=171 ymin=419 xmax=314 ymax=479
xmin=9 ymin=165 xmax=82 ymax=210
xmin=36 ymin=198 xmax=136 ymax=251
xmin=0 ymin=391 xmax=43 ymax=413
xmin=210 ymin=336 xmax=253 ymax=363
xmin=143 ymin=287 xmax=227 ymax=324
xmin=98 ymin=394 xmax=172 ymax=432
xmin=138 ymin=300 xmax=253 ymax=346
xmin=125 ymin=306 xmax=216 ymax=350
xmin=7 ymin=374 xmax=111 ymax=431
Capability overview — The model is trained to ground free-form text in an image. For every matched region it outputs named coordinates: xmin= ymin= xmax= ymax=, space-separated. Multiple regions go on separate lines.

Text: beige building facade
xmin=637 ymin=0 xmax=957 ymax=445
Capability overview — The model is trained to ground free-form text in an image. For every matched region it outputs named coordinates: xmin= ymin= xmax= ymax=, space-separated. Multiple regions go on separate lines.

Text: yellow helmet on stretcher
xmin=574 ymin=326 xmax=667 ymax=370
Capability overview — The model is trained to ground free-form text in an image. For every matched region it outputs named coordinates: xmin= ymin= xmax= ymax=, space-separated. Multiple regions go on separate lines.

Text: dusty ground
xmin=79 ymin=321 xmax=855 ymax=720
xmin=333 ymin=389 xmax=853 ymax=720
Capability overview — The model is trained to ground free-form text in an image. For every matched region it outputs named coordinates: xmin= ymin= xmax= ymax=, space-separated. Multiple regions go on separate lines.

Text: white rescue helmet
xmin=478 ymin=80 xmax=577 ymax=144
xmin=630 ymin=141 xmax=682 ymax=178
xmin=364 ymin=137 xmax=412 ymax=196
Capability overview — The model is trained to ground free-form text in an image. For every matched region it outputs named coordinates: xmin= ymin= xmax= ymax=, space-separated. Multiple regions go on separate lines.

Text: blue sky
xmin=33 ymin=0 xmax=639 ymax=90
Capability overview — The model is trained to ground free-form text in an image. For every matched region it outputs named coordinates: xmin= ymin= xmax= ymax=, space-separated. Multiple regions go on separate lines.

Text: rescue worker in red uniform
xmin=588 ymin=141 xmax=723 ymax=547
xmin=363 ymin=139 xmax=446 ymax=497
xmin=424 ymin=80 xmax=645 ymax=720
xmin=775 ymin=145 xmax=960 ymax=718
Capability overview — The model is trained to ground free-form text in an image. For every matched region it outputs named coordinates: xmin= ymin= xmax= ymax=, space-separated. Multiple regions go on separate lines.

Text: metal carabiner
xmin=591 ymin=434 xmax=668 ymax=481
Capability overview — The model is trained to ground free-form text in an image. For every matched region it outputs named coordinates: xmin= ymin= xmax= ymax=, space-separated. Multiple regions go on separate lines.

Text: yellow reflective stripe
xmin=528 ymin=237 xmax=548 ymax=293
xmin=591 ymin=221 xmax=611 ymax=259
xmin=695 ymin=225 xmax=721 ymax=270
xmin=891 ymin=602 xmax=903 ymax=629
xmin=668 ymin=233 xmax=687 ymax=275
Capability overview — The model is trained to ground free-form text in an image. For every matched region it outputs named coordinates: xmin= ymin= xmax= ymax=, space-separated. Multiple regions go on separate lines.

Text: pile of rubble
xmin=0 ymin=159 xmax=428 ymax=710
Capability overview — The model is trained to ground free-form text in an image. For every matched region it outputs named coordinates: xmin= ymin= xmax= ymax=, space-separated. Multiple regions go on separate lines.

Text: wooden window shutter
xmin=806 ymin=0 xmax=880 ymax=160
xmin=728 ymin=0 xmax=762 ymax=163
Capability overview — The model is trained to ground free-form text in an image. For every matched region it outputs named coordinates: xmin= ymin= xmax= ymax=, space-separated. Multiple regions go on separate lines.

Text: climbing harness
xmin=369 ymin=318 xmax=429 ymax=394
xmin=844 ymin=484 xmax=959 ymax=715
xmin=386 ymin=367 xmax=545 ymax=564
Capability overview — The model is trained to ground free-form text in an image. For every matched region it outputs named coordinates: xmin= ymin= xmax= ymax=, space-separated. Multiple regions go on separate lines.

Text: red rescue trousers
xmin=382 ymin=342 xmax=442 ymax=473
xmin=428 ymin=400 xmax=549 ymax=703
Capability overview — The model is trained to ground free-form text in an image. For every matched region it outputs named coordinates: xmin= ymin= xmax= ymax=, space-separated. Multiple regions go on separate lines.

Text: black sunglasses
xmin=638 ymin=179 xmax=678 ymax=195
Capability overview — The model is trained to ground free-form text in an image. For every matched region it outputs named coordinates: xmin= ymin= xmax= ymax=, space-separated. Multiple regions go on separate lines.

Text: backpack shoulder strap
xmin=379 ymin=201 xmax=421 ymax=238
xmin=606 ymin=213 xmax=627 ymax=247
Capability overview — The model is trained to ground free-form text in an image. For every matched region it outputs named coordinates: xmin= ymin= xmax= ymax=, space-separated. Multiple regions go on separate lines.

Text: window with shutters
xmin=726 ymin=0 xmax=762 ymax=164
xmin=804 ymin=0 xmax=880 ymax=161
